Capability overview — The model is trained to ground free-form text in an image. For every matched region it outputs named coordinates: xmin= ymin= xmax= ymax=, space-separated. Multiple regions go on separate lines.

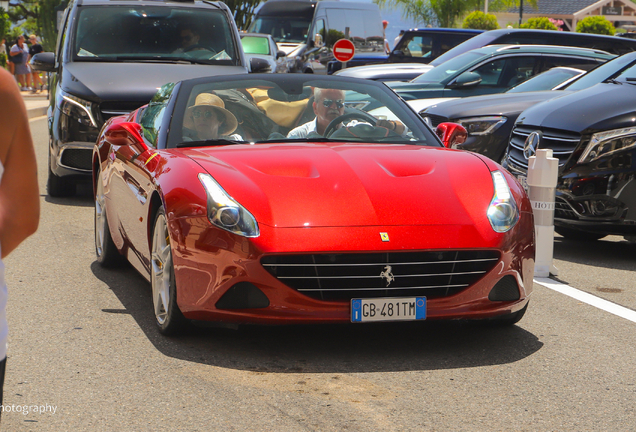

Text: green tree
xmin=520 ymin=17 xmax=558 ymax=30
xmin=576 ymin=16 xmax=615 ymax=36
xmin=223 ymin=0 xmax=262 ymax=31
xmin=462 ymin=11 xmax=499 ymax=30
xmin=374 ymin=0 xmax=536 ymax=28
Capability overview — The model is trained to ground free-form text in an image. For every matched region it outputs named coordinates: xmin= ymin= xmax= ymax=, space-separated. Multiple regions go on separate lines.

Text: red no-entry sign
xmin=332 ymin=39 xmax=355 ymax=63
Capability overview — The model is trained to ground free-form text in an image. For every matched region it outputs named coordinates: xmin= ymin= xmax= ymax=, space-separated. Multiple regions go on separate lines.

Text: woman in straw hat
xmin=183 ymin=93 xmax=242 ymax=141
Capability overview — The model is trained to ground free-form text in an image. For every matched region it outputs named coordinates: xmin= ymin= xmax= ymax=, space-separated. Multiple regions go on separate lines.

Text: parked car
xmin=388 ymin=45 xmax=615 ymax=101
xmin=502 ymin=63 xmax=636 ymax=241
xmin=30 ymin=0 xmax=267 ymax=197
xmin=334 ymin=62 xmax=436 ymax=82
xmin=420 ymin=51 xmax=636 ymax=164
xmin=327 ymin=28 xmax=483 ymax=74
xmin=241 ymin=33 xmax=288 ymax=73
xmin=417 ymin=67 xmax=586 ymax=162
xmin=342 ymin=27 xmax=636 ymax=82
xmin=93 ymin=74 xmax=534 ymax=334
xmin=429 ymin=28 xmax=636 ymax=69
xmin=248 ymin=0 xmax=384 ymax=74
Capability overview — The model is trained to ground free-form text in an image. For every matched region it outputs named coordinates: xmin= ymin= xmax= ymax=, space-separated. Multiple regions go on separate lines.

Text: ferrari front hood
xmin=182 ymin=143 xmax=494 ymax=228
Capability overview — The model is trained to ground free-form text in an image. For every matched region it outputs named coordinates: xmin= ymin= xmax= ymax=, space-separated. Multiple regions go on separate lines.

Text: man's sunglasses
xmin=321 ymin=99 xmax=344 ymax=109
xmin=193 ymin=110 xmax=215 ymax=119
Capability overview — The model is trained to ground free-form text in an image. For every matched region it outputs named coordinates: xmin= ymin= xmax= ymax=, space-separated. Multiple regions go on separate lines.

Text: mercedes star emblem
xmin=523 ymin=131 xmax=542 ymax=159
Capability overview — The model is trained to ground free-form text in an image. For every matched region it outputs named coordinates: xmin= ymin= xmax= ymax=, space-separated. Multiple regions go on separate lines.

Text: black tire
xmin=47 ymin=156 xmax=75 ymax=197
xmin=150 ymin=206 xmax=188 ymax=335
xmin=94 ymin=169 xmax=123 ymax=267
xmin=555 ymin=226 xmax=606 ymax=241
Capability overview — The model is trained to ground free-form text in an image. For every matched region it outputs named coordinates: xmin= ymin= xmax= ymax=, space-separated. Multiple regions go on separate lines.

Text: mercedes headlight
xmin=578 ymin=127 xmax=636 ymax=163
xmin=487 ymin=171 xmax=519 ymax=233
xmin=198 ymin=174 xmax=259 ymax=238
xmin=56 ymin=88 xmax=98 ymax=128
xmin=456 ymin=116 xmax=506 ymax=136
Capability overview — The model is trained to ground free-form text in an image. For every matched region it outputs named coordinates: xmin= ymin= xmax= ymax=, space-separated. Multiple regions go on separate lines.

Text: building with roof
xmin=495 ymin=0 xmax=636 ymax=31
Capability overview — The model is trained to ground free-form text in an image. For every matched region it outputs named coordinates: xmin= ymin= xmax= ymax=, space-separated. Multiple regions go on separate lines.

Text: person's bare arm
xmin=0 ymin=68 xmax=40 ymax=258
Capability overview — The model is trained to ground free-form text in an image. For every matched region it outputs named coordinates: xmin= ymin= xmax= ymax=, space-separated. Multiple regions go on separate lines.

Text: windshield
xmin=507 ymin=67 xmax=584 ymax=93
xmin=566 ymin=53 xmax=636 ymax=90
xmin=168 ymin=76 xmax=439 ymax=148
xmin=411 ymin=50 xmax=484 ymax=83
xmin=73 ymin=6 xmax=237 ymax=64
xmin=249 ymin=17 xmax=312 ymax=44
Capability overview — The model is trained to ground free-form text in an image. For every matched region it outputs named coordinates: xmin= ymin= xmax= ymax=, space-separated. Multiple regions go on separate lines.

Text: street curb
xmin=27 ymin=106 xmax=48 ymax=119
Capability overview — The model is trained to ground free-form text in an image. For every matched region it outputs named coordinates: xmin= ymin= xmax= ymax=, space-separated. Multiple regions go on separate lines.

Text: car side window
xmin=400 ymin=36 xmax=433 ymax=58
xmin=140 ymin=82 xmax=175 ymax=147
xmin=140 ymin=104 xmax=166 ymax=148
xmin=472 ymin=59 xmax=505 ymax=86
xmin=473 ymin=56 xmax=539 ymax=88
xmin=542 ymin=56 xmax=602 ymax=72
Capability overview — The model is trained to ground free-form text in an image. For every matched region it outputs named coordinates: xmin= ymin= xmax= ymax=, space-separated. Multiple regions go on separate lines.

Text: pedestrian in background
xmin=28 ymin=34 xmax=43 ymax=93
xmin=0 ymin=39 xmax=6 ymax=69
xmin=10 ymin=36 xmax=30 ymax=91
xmin=0 ymin=67 xmax=40 ymax=414
xmin=5 ymin=38 xmax=15 ymax=76
xmin=382 ymin=20 xmax=390 ymax=54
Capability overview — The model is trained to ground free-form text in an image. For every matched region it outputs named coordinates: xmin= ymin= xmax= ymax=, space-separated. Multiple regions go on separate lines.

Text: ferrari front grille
xmin=261 ymin=250 xmax=500 ymax=301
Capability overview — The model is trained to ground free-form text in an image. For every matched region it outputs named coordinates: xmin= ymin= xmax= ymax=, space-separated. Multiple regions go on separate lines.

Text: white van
xmin=248 ymin=0 xmax=385 ymax=73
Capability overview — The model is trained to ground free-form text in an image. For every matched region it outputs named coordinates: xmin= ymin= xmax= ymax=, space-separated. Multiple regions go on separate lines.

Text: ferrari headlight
xmin=456 ymin=116 xmax=506 ymax=136
xmin=487 ymin=171 xmax=519 ymax=233
xmin=578 ymin=127 xmax=636 ymax=163
xmin=198 ymin=173 xmax=259 ymax=238
xmin=56 ymin=88 xmax=98 ymax=128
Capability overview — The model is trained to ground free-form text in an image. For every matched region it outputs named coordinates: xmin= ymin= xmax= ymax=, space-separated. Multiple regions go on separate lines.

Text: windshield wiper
xmin=114 ymin=56 xmax=202 ymax=65
xmin=606 ymin=78 xmax=623 ymax=85
xmin=176 ymin=139 xmax=248 ymax=148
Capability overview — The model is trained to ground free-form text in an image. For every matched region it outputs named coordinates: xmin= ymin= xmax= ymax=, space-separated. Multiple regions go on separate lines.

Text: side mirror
xmin=30 ymin=52 xmax=56 ymax=72
xmin=435 ymin=122 xmax=467 ymax=148
xmin=250 ymin=57 xmax=271 ymax=73
xmin=276 ymin=50 xmax=286 ymax=59
xmin=392 ymin=50 xmax=404 ymax=57
xmin=449 ymin=71 xmax=482 ymax=88
xmin=105 ymin=122 xmax=145 ymax=147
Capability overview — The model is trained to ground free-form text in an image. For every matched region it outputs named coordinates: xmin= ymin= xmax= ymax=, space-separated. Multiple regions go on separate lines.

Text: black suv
xmin=32 ymin=0 xmax=264 ymax=196
xmin=503 ymin=65 xmax=636 ymax=241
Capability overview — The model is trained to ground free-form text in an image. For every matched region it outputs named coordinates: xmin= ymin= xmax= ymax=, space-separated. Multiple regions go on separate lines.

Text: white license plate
xmin=516 ymin=174 xmax=528 ymax=192
xmin=351 ymin=297 xmax=426 ymax=322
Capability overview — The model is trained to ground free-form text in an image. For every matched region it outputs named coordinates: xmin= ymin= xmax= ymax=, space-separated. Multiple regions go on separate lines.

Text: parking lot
xmin=1 ymin=116 xmax=635 ymax=431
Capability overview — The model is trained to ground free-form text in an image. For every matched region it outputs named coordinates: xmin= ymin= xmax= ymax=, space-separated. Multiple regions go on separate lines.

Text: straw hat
xmin=185 ymin=93 xmax=238 ymax=135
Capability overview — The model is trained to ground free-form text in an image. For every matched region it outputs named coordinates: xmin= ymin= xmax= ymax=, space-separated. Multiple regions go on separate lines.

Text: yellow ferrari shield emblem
xmin=380 ymin=232 xmax=390 ymax=242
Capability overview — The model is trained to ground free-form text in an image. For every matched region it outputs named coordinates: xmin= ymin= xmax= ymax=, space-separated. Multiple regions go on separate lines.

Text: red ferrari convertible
xmin=93 ymin=74 xmax=534 ymax=335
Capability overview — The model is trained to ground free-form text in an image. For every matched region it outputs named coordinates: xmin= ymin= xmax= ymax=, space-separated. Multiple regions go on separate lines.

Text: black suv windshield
xmin=73 ymin=6 xmax=237 ymax=64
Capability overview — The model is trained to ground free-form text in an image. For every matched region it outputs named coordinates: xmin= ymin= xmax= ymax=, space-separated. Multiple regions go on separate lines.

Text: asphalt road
xmin=3 ymin=117 xmax=636 ymax=431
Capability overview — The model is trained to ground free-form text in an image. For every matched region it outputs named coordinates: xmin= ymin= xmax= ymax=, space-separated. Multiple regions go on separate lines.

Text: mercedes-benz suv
xmin=503 ymin=64 xmax=636 ymax=241
xmin=32 ymin=0 xmax=264 ymax=196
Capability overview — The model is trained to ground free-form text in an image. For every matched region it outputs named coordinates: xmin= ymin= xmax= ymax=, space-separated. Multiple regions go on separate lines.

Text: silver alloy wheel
xmin=151 ymin=214 xmax=171 ymax=325
xmin=95 ymin=171 xmax=107 ymax=257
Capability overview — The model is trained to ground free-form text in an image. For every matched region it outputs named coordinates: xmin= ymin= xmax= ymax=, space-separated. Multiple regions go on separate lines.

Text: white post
xmin=527 ymin=149 xmax=559 ymax=277
xmin=484 ymin=0 xmax=489 ymax=14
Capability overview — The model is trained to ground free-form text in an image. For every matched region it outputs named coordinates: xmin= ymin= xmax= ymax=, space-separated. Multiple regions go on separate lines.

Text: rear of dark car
xmin=503 ymin=79 xmax=636 ymax=240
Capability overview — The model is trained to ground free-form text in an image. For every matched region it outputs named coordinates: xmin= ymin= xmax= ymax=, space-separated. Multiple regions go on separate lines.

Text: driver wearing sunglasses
xmin=287 ymin=88 xmax=405 ymax=139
